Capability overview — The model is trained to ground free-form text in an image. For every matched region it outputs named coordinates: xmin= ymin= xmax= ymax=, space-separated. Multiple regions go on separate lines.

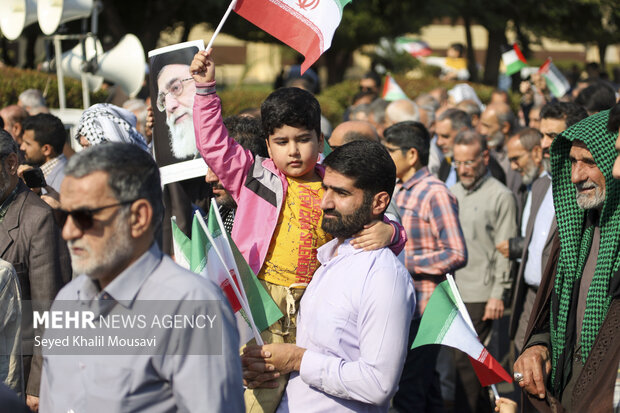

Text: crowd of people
xmin=0 ymin=47 xmax=619 ymax=413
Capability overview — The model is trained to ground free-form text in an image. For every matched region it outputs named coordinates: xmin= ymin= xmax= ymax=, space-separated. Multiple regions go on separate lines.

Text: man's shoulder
xmin=363 ymin=248 xmax=411 ymax=282
xmin=481 ymin=176 xmax=512 ymax=196
xmin=10 ymin=186 xmax=53 ymax=222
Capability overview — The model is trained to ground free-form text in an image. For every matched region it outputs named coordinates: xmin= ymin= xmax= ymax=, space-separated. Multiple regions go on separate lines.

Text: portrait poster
xmin=148 ymin=40 xmax=208 ymax=185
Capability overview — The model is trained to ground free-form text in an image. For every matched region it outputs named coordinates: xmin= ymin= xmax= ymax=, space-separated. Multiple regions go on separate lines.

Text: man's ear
xmin=5 ymin=153 xmax=18 ymax=176
xmin=371 ymin=191 xmax=391 ymax=216
xmin=129 ymin=199 xmax=153 ymax=238
xmin=531 ymin=144 xmax=543 ymax=165
xmin=501 ymin=121 xmax=511 ymax=135
xmin=406 ymin=147 xmax=419 ymax=168
xmin=41 ymin=143 xmax=54 ymax=158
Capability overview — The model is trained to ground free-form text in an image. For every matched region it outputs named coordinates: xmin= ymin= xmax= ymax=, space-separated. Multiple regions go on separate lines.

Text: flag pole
xmin=445 ymin=273 xmax=501 ymax=398
xmin=210 ymin=198 xmax=250 ymax=307
xmin=195 ymin=211 xmax=264 ymax=345
xmin=205 ymin=0 xmax=238 ymax=52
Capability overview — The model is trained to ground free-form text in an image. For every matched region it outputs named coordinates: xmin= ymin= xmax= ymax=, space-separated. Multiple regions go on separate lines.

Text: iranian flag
xmin=539 ymin=58 xmax=570 ymax=98
xmin=501 ymin=43 xmax=527 ymax=76
xmin=412 ymin=280 xmax=513 ymax=387
xmin=234 ymin=0 xmax=350 ymax=73
xmin=382 ymin=74 xmax=408 ymax=101
xmin=171 ymin=205 xmax=283 ymax=345
xmin=395 ymin=37 xmax=432 ymax=58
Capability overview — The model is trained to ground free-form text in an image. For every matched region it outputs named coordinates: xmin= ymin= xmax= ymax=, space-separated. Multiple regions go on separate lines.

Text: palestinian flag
xmin=234 ymin=0 xmax=351 ymax=74
xmin=382 ymin=74 xmax=408 ymax=101
xmin=539 ymin=58 xmax=570 ymax=98
xmin=412 ymin=281 xmax=513 ymax=387
xmin=395 ymin=37 xmax=432 ymax=58
xmin=502 ymin=43 xmax=527 ymax=76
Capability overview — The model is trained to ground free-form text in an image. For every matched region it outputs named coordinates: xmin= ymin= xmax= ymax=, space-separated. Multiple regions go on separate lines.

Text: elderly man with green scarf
xmin=513 ymin=108 xmax=620 ymax=412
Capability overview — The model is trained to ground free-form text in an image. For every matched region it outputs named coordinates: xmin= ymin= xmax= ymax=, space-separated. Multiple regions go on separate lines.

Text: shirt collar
xmin=399 ymin=167 xmax=431 ymax=190
xmin=77 ymin=243 xmax=162 ymax=307
xmin=463 ymin=171 xmax=490 ymax=194
xmin=317 ymin=237 xmax=364 ymax=265
xmin=40 ymin=154 xmax=66 ymax=177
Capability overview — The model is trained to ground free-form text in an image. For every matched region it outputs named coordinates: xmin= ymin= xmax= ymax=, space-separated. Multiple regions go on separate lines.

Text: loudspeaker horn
xmin=0 ymin=0 xmax=38 ymax=41
xmin=95 ymin=34 xmax=145 ymax=97
xmin=37 ymin=0 xmax=93 ymax=35
xmin=54 ymin=36 xmax=105 ymax=92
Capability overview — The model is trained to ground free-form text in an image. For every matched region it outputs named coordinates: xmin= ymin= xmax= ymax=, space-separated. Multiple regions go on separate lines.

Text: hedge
xmin=1 ymin=67 xmax=515 ymax=127
xmin=0 ymin=66 xmax=109 ymax=108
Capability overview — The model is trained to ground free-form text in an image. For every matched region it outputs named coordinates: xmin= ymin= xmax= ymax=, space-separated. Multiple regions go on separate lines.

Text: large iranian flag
xmin=412 ymin=280 xmax=512 ymax=387
xmin=234 ymin=0 xmax=350 ymax=73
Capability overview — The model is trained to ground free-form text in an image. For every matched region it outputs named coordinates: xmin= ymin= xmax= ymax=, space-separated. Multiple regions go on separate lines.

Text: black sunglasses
xmin=52 ymin=201 xmax=135 ymax=230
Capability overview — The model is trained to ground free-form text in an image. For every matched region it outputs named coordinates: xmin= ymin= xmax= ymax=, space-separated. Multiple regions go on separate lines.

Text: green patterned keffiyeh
xmin=549 ymin=109 xmax=620 ymax=396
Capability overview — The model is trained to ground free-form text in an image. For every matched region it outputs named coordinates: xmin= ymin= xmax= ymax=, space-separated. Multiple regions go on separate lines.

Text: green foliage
xmin=0 ymin=67 xmax=108 ymax=108
xmin=219 ymin=88 xmax=270 ymax=118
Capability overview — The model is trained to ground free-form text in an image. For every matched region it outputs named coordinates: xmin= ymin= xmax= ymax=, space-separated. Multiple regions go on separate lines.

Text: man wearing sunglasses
xmin=0 ymin=130 xmax=71 ymax=412
xmin=39 ymin=143 xmax=244 ymax=412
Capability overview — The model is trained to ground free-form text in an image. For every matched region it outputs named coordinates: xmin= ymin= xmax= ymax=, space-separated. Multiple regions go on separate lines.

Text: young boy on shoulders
xmin=191 ymin=50 xmax=405 ymax=413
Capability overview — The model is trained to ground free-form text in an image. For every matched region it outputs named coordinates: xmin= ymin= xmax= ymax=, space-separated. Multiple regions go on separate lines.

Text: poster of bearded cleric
xmin=148 ymin=40 xmax=208 ymax=185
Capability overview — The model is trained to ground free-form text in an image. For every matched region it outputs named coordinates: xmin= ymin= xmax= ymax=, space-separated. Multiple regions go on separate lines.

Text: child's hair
xmin=260 ymin=87 xmax=321 ymax=139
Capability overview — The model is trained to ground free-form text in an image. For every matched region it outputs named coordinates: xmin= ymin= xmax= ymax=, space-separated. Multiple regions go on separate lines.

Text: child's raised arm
xmin=190 ymin=49 xmax=215 ymax=83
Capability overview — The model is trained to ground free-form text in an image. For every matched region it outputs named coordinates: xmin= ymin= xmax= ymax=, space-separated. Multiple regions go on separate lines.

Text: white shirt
xmin=277 ymin=238 xmax=416 ymax=412
xmin=524 ymin=182 xmax=554 ymax=287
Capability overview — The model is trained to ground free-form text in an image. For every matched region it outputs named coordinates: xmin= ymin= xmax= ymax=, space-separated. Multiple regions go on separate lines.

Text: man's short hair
xmin=261 ymin=87 xmax=321 ymax=138
xmin=0 ymin=129 xmax=19 ymax=158
xmin=223 ymin=116 xmax=268 ymax=157
xmin=349 ymin=104 xmax=371 ymax=120
xmin=540 ymin=102 xmax=589 ymax=128
xmin=514 ymin=127 xmax=542 ymax=151
xmin=384 ymin=121 xmax=430 ymax=166
xmin=369 ymin=98 xmax=390 ymax=125
xmin=575 ymin=81 xmax=617 ymax=113
xmin=22 ymin=113 xmax=66 ymax=155
xmin=454 ymin=129 xmax=487 ymax=152
xmin=19 ymin=89 xmax=47 ymax=109
xmin=455 ymin=99 xmax=482 ymax=118
xmin=65 ymin=143 xmax=164 ymax=229
xmin=495 ymin=105 xmax=516 ymax=134
xmin=323 ymin=140 xmax=396 ymax=209
xmin=437 ymin=108 xmax=472 ymax=131
xmin=386 ymin=100 xmax=420 ymax=124
xmin=607 ymin=103 xmax=620 ymax=132
xmin=362 ymin=71 xmax=382 ymax=89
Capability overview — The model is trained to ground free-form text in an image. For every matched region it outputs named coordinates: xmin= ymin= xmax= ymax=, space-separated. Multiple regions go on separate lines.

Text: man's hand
xmin=513 ymin=345 xmax=551 ymax=399
xmin=26 ymin=395 xmax=39 ymax=412
xmin=190 ymin=49 xmax=215 ymax=84
xmin=482 ymin=298 xmax=504 ymax=320
xmin=242 ymin=344 xmax=305 ymax=388
xmin=242 ymin=345 xmax=280 ymax=389
xmin=495 ymin=240 xmax=510 ymax=258
xmin=17 ymin=164 xmax=33 ymax=179
xmin=145 ymin=105 xmax=154 ymax=143
xmin=351 ymin=220 xmax=393 ymax=251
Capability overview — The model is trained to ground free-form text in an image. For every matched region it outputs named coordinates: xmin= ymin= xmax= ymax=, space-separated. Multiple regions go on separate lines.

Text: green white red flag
xmin=538 ymin=58 xmax=570 ymax=98
xmin=382 ymin=74 xmax=408 ymax=101
xmin=395 ymin=37 xmax=432 ymax=58
xmin=171 ymin=206 xmax=283 ymax=345
xmin=233 ymin=0 xmax=351 ymax=74
xmin=412 ymin=280 xmax=513 ymax=387
xmin=502 ymin=43 xmax=527 ymax=76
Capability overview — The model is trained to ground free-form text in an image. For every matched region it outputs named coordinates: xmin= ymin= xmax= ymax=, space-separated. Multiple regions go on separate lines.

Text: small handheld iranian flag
xmin=234 ymin=0 xmax=351 ymax=73
xmin=412 ymin=277 xmax=513 ymax=387
xmin=382 ymin=74 xmax=408 ymax=101
xmin=501 ymin=43 xmax=527 ymax=76
xmin=395 ymin=37 xmax=432 ymax=58
xmin=171 ymin=206 xmax=283 ymax=345
xmin=539 ymin=58 xmax=570 ymax=98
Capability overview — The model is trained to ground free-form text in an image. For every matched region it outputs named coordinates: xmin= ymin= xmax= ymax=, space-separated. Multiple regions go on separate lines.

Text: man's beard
xmin=542 ymin=157 xmax=551 ymax=174
xmin=166 ymin=110 xmax=200 ymax=160
xmin=520 ymin=161 xmax=540 ymax=185
xmin=68 ymin=210 xmax=134 ymax=279
xmin=575 ymin=181 xmax=605 ymax=210
xmin=321 ymin=193 xmax=374 ymax=239
xmin=486 ymin=130 xmax=504 ymax=150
